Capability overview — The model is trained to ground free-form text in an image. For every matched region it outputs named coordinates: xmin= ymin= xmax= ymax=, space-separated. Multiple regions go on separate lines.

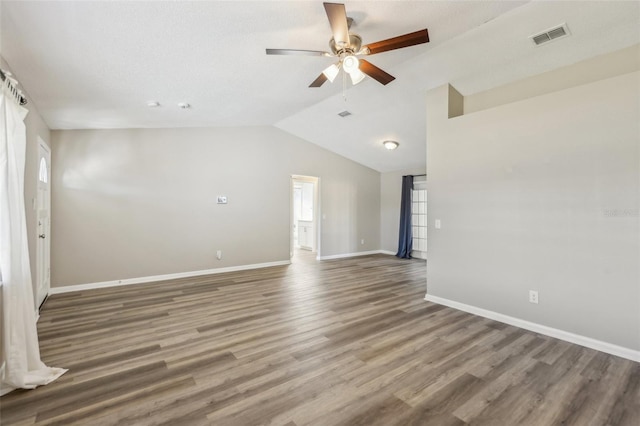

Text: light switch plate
xmin=217 ymin=196 xmax=227 ymax=204
xmin=435 ymin=219 xmax=441 ymax=229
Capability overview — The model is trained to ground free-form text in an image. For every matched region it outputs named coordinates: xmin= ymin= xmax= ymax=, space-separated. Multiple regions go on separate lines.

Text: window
xmin=412 ymin=177 xmax=427 ymax=259
xmin=38 ymin=157 xmax=48 ymax=183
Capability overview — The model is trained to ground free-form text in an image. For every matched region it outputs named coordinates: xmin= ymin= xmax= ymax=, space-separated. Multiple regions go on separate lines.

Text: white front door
xmin=36 ymin=141 xmax=51 ymax=309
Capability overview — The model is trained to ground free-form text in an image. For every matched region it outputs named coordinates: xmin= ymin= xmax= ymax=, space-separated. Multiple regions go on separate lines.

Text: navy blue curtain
xmin=396 ymin=175 xmax=413 ymax=258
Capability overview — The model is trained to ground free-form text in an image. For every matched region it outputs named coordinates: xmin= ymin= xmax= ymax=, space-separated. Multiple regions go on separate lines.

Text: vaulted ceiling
xmin=2 ymin=1 xmax=638 ymax=172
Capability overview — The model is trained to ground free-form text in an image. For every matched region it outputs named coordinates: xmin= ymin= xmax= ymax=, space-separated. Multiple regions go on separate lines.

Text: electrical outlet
xmin=361 ymin=239 xmax=365 ymax=245
xmin=529 ymin=290 xmax=539 ymax=304
xmin=217 ymin=196 xmax=227 ymax=204
xmin=435 ymin=219 xmax=441 ymax=229
xmin=216 ymin=250 xmax=222 ymax=260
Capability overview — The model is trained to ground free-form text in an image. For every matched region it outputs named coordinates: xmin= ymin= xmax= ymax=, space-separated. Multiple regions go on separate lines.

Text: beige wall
xmin=380 ymin=168 xmax=426 ymax=253
xmin=426 ymin=71 xmax=640 ymax=350
xmin=51 ymin=126 xmax=381 ymax=286
xmin=1 ymin=56 xmax=52 ymax=302
xmin=464 ymin=45 xmax=640 ymax=115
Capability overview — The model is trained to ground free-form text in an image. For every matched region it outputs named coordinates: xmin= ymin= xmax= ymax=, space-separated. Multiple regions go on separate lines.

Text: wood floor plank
xmin=1 ymin=252 xmax=638 ymax=425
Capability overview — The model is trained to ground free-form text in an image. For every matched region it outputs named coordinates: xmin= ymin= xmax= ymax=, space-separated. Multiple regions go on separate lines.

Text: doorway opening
xmin=36 ymin=139 xmax=51 ymax=311
xmin=290 ymin=175 xmax=320 ymax=260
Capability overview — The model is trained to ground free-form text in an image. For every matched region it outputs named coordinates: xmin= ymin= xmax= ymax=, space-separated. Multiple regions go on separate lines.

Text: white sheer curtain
xmin=0 ymin=75 xmax=66 ymax=396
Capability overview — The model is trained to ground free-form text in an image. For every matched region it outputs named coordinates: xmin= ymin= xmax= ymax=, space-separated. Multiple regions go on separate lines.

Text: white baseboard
xmin=318 ymin=250 xmax=392 ymax=260
xmin=424 ymin=294 xmax=640 ymax=363
xmin=50 ymin=260 xmax=291 ymax=295
xmin=375 ymin=250 xmax=426 ymax=258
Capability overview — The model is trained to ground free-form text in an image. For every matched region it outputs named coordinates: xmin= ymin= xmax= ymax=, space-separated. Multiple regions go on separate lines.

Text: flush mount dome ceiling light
xmin=266 ymin=2 xmax=429 ymax=88
xmin=383 ymin=140 xmax=399 ymax=150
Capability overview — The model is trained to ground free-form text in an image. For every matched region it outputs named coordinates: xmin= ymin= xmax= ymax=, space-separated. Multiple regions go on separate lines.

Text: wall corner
xmin=447 ymin=85 xmax=464 ymax=118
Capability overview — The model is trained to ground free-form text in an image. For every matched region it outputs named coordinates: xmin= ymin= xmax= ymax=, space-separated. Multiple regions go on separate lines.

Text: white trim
xmin=379 ymin=250 xmax=396 ymax=256
xmin=318 ymin=250 xmax=392 ymax=260
xmin=424 ymin=294 xmax=640 ymax=362
xmin=50 ymin=260 xmax=291 ymax=295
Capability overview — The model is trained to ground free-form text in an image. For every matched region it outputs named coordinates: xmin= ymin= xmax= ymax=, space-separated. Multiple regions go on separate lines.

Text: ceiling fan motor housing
xmin=330 ymin=33 xmax=362 ymax=55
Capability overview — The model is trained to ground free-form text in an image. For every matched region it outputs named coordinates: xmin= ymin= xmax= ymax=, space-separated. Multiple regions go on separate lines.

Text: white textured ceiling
xmin=1 ymin=1 xmax=639 ymax=172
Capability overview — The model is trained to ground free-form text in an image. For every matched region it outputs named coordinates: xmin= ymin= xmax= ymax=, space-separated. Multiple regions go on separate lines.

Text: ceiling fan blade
xmin=359 ymin=59 xmax=395 ymax=85
xmin=324 ymin=3 xmax=350 ymax=48
xmin=266 ymin=49 xmax=330 ymax=56
xmin=309 ymin=73 xmax=328 ymax=88
xmin=362 ymin=29 xmax=429 ymax=55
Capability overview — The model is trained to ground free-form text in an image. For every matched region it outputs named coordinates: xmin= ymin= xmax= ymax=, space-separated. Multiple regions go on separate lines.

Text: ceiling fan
xmin=266 ymin=2 xmax=429 ymax=87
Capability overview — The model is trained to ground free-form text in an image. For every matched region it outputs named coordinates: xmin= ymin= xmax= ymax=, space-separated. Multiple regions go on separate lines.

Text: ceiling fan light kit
xmin=349 ymin=68 xmax=366 ymax=85
xmin=266 ymin=2 xmax=429 ymax=88
xmin=322 ymin=63 xmax=341 ymax=82
xmin=342 ymin=55 xmax=359 ymax=73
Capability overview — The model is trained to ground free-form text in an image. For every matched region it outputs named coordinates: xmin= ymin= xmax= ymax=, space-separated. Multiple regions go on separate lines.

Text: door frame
xmin=290 ymin=175 xmax=321 ymax=259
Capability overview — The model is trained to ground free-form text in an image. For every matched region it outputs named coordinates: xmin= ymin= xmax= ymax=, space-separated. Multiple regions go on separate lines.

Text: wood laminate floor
xmin=1 ymin=253 xmax=638 ymax=425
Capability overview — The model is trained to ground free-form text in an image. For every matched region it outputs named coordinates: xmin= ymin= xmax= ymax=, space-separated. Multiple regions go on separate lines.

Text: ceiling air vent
xmin=338 ymin=110 xmax=352 ymax=117
xmin=530 ymin=23 xmax=570 ymax=46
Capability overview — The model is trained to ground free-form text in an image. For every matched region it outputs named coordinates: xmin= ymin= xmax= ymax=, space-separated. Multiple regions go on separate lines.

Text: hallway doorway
xmin=290 ymin=175 xmax=320 ymax=259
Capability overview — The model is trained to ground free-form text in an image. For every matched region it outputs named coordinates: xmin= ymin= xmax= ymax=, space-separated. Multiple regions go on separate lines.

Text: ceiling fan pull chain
xmin=343 ymin=69 xmax=347 ymax=102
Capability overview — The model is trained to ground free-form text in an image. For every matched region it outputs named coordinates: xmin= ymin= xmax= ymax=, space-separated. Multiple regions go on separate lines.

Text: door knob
xmin=39 ymin=234 xmax=46 ymax=239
